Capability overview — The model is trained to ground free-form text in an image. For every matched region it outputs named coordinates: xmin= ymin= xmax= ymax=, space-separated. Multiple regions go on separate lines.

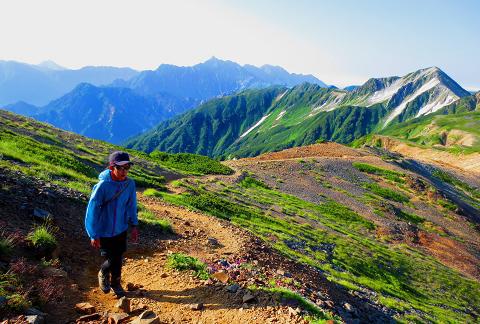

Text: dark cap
xmin=109 ymin=151 xmax=132 ymax=166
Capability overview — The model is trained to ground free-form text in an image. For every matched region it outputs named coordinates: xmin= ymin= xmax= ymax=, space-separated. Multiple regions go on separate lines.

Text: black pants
xmin=100 ymin=231 xmax=127 ymax=287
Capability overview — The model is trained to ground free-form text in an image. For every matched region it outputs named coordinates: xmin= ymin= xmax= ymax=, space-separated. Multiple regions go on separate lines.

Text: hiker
xmin=85 ymin=151 xmax=139 ymax=298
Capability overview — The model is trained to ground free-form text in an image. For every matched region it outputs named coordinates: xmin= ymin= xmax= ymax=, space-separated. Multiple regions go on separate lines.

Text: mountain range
xmin=0 ymin=60 xmax=138 ymax=106
xmin=126 ymin=67 xmax=474 ymax=158
xmin=2 ymin=58 xmax=325 ymax=144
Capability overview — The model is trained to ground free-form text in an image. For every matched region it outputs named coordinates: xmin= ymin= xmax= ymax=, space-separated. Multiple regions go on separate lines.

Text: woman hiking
xmin=85 ymin=151 xmax=139 ymax=298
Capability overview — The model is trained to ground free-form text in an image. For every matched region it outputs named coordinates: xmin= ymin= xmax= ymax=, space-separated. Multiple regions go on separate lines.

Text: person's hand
xmin=130 ymin=226 xmax=139 ymax=243
xmin=90 ymin=238 xmax=100 ymax=249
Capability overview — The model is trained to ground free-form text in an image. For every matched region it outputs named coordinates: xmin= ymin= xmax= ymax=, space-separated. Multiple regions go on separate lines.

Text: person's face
xmin=110 ymin=164 xmax=131 ymax=181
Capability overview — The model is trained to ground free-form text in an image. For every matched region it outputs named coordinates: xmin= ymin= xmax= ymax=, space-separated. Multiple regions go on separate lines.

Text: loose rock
xmin=115 ymin=296 xmax=131 ymax=313
xmin=212 ymin=271 xmax=229 ymax=283
xmin=242 ymin=292 xmax=256 ymax=303
xmin=75 ymin=302 xmax=96 ymax=314
xmin=190 ymin=303 xmax=204 ymax=311
xmin=108 ymin=312 xmax=129 ymax=324
xmin=130 ymin=310 xmax=160 ymax=324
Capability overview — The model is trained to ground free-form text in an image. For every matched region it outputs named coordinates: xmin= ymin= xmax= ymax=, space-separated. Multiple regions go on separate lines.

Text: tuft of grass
xmin=353 ymin=162 xmax=405 ymax=183
xmin=166 ymin=253 xmax=209 ymax=280
xmin=143 ymin=188 xmax=164 ymax=197
xmin=240 ymin=176 xmax=270 ymax=189
xmin=396 ymin=210 xmax=424 ymax=225
xmin=363 ymin=182 xmax=409 ymax=203
xmin=138 ymin=210 xmax=172 ymax=232
xmin=26 ymin=225 xmax=57 ymax=250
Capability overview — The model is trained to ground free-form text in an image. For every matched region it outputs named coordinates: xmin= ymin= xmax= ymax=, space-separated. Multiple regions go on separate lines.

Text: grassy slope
xmin=0 ymin=110 xmax=232 ymax=195
xmin=152 ymin=162 xmax=480 ymax=323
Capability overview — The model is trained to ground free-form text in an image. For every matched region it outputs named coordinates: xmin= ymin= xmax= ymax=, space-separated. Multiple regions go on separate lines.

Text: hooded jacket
xmin=85 ymin=169 xmax=138 ymax=239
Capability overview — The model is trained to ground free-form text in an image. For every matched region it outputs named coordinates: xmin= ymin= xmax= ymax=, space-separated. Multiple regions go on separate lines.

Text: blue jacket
xmin=85 ymin=169 xmax=138 ymax=239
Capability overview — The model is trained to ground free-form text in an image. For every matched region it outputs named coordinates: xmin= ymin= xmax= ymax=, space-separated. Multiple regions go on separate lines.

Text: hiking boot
xmin=98 ymin=270 xmax=110 ymax=293
xmin=111 ymin=285 xmax=126 ymax=298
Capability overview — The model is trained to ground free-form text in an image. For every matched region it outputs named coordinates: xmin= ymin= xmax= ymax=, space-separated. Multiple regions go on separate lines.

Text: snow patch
xmin=276 ymin=110 xmax=286 ymax=121
xmin=240 ymin=114 xmax=271 ymax=138
xmin=383 ymin=78 xmax=441 ymax=127
xmin=367 ymin=79 xmax=404 ymax=106
xmin=415 ymin=92 xmax=457 ymax=117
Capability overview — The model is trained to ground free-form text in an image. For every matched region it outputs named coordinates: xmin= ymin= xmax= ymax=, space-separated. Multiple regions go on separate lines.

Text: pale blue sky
xmin=0 ymin=0 xmax=478 ymax=89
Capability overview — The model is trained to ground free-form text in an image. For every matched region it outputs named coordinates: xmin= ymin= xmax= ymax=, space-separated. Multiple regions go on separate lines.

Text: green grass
xmin=166 ymin=253 xmax=209 ymax=280
xmin=156 ymin=180 xmax=480 ymax=323
xmin=150 ymin=151 xmax=233 ymax=175
xmin=396 ymin=210 xmax=424 ymax=225
xmin=0 ymin=236 xmax=14 ymax=256
xmin=143 ymin=188 xmax=164 ymax=197
xmin=432 ymin=169 xmax=480 ymax=200
xmin=240 ymin=176 xmax=271 ymax=189
xmin=26 ymin=225 xmax=57 ymax=250
xmin=363 ymin=182 xmax=410 ymax=203
xmin=353 ymin=162 xmax=405 ymax=183
xmin=138 ymin=210 xmax=172 ymax=232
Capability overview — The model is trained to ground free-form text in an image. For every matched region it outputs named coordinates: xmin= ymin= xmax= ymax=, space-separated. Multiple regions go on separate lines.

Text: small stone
xmin=226 ymin=284 xmax=239 ymax=293
xmin=108 ymin=312 xmax=129 ymax=324
xmin=70 ymin=284 xmax=79 ymax=291
xmin=184 ymin=221 xmax=191 ymax=226
xmin=130 ymin=310 xmax=160 ymax=324
xmin=25 ymin=315 xmax=44 ymax=324
xmin=160 ymin=273 xmax=168 ymax=278
xmin=75 ymin=302 xmax=96 ymax=314
xmin=276 ymin=269 xmax=285 ymax=276
xmin=190 ymin=303 xmax=204 ymax=311
xmin=43 ymin=267 xmax=67 ymax=278
xmin=115 ymin=297 xmax=131 ymax=313
xmin=242 ymin=293 xmax=256 ymax=303
xmin=288 ymin=307 xmax=301 ymax=316
xmin=25 ymin=308 xmax=47 ymax=316
xmin=33 ymin=208 xmax=52 ymax=221
xmin=77 ymin=313 xmax=101 ymax=322
xmin=207 ymin=237 xmax=219 ymax=247
xmin=325 ymin=300 xmax=334 ymax=308
xmin=212 ymin=271 xmax=229 ymax=284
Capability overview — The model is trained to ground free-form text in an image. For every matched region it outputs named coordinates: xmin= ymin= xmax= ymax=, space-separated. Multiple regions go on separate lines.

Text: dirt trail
xmin=80 ymin=196 xmax=304 ymax=324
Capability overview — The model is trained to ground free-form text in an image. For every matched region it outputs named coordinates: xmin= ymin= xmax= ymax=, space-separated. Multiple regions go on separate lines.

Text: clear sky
xmin=0 ymin=0 xmax=478 ymax=89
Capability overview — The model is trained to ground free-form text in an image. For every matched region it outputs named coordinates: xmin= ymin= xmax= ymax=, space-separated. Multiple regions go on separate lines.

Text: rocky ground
xmin=1 ymin=142 xmax=479 ymax=323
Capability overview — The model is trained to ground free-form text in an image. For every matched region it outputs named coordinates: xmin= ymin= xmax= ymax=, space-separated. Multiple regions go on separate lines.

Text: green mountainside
xmin=0 ymin=109 xmax=232 ymax=194
xmin=372 ymin=92 xmax=480 ymax=154
xmin=126 ymin=68 xmax=475 ymax=159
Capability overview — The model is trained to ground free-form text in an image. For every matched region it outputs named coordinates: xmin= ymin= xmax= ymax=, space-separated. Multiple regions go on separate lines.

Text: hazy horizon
xmin=0 ymin=0 xmax=478 ymax=90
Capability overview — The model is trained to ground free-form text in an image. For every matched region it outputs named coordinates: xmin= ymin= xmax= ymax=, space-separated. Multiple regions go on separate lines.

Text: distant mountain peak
xmin=36 ymin=60 xmax=66 ymax=71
